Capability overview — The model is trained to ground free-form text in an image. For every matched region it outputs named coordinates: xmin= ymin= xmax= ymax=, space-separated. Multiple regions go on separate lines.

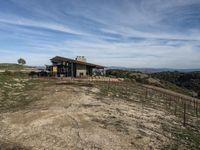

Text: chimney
xmin=75 ymin=56 xmax=87 ymax=62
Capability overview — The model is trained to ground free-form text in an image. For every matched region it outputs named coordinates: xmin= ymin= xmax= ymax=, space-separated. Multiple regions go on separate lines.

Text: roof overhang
xmin=50 ymin=56 xmax=105 ymax=69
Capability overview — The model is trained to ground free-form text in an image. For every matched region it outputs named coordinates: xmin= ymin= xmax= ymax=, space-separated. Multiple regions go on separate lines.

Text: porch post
xmin=71 ymin=62 xmax=74 ymax=78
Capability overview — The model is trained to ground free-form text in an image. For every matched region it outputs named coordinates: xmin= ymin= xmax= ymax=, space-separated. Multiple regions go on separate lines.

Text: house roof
xmin=50 ymin=56 xmax=105 ymax=69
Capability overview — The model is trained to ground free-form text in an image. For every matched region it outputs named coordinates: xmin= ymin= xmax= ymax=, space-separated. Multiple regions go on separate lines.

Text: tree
xmin=18 ymin=58 xmax=26 ymax=65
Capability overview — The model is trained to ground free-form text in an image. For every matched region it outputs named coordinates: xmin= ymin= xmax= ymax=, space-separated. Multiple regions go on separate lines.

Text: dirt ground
xmin=0 ymin=81 xmax=177 ymax=150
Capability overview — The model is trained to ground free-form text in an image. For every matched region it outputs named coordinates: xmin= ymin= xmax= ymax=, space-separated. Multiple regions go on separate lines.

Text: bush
xmin=29 ymin=71 xmax=39 ymax=78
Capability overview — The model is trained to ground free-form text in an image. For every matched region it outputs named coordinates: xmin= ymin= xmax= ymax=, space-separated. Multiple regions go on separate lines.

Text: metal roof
xmin=50 ymin=56 xmax=105 ymax=69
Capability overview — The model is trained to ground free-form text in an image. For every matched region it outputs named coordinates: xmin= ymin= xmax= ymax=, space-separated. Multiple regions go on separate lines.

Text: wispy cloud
xmin=0 ymin=0 xmax=200 ymax=68
xmin=0 ymin=16 xmax=86 ymax=35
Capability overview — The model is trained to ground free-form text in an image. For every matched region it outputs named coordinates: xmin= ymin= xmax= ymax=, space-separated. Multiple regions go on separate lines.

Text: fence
xmin=142 ymin=84 xmax=200 ymax=126
xmin=56 ymin=77 xmax=200 ymax=127
xmin=92 ymin=79 xmax=200 ymax=127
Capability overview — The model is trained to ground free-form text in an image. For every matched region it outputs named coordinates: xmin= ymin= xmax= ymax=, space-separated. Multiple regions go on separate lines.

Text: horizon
xmin=1 ymin=63 xmax=200 ymax=71
xmin=0 ymin=0 xmax=200 ymax=69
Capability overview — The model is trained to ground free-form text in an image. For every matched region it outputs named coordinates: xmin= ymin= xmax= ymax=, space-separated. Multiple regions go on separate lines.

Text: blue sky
xmin=0 ymin=0 xmax=200 ymax=68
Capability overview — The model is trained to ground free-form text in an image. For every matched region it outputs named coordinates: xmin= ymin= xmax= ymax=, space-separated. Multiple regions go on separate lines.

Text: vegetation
xmin=151 ymin=71 xmax=200 ymax=98
xmin=0 ymin=71 xmax=200 ymax=149
xmin=96 ymin=81 xmax=200 ymax=149
xmin=0 ymin=63 xmax=24 ymax=70
xmin=17 ymin=58 xmax=26 ymax=65
xmin=106 ymin=69 xmax=149 ymax=82
xmin=0 ymin=72 xmax=53 ymax=113
xmin=106 ymin=69 xmax=195 ymax=97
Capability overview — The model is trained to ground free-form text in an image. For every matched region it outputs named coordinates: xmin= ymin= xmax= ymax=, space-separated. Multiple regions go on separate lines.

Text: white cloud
xmin=0 ymin=15 xmax=86 ymax=36
xmin=0 ymin=0 xmax=200 ymax=68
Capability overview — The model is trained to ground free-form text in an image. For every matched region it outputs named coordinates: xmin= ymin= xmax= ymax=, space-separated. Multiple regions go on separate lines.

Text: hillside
xmin=0 ymin=73 xmax=200 ymax=149
xmin=107 ymin=66 xmax=200 ymax=73
xmin=0 ymin=63 xmax=24 ymax=71
xmin=106 ymin=69 xmax=196 ymax=97
xmin=151 ymin=71 xmax=200 ymax=98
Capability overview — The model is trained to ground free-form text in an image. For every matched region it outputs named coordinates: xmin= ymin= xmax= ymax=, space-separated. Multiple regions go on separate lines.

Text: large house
xmin=48 ymin=56 xmax=105 ymax=77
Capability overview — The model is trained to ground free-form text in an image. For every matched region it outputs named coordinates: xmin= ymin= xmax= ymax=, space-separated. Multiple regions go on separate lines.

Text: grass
xmin=0 ymin=63 xmax=24 ymax=70
xmin=95 ymin=81 xmax=200 ymax=150
xmin=0 ymin=75 xmax=200 ymax=149
xmin=0 ymin=73 xmax=54 ymax=113
xmin=161 ymin=121 xmax=200 ymax=150
xmin=0 ymin=141 xmax=29 ymax=150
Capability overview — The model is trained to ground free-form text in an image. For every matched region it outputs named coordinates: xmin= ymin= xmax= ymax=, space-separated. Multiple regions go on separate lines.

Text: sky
xmin=0 ymin=0 xmax=200 ymax=68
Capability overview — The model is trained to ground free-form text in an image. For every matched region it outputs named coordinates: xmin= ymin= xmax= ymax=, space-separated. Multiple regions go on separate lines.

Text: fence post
xmin=169 ymin=96 xmax=172 ymax=109
xmin=145 ymin=88 xmax=148 ymax=99
xmin=174 ymin=102 xmax=177 ymax=115
xmin=196 ymin=102 xmax=198 ymax=117
xmin=183 ymin=101 xmax=186 ymax=126
xmin=126 ymin=82 xmax=128 ymax=95
xmin=107 ymin=78 xmax=110 ymax=90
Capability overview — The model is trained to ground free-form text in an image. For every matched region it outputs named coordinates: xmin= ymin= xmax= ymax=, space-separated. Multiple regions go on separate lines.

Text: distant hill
xmin=106 ymin=69 xmax=199 ymax=98
xmin=151 ymin=71 xmax=200 ymax=98
xmin=107 ymin=66 xmax=200 ymax=73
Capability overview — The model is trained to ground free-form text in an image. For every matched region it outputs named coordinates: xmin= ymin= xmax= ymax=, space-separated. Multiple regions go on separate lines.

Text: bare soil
xmin=0 ymin=81 xmax=179 ymax=149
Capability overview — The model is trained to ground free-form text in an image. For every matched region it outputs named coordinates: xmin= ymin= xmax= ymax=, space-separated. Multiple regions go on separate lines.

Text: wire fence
xmin=55 ymin=76 xmax=200 ymax=127
xmin=91 ymin=79 xmax=200 ymax=127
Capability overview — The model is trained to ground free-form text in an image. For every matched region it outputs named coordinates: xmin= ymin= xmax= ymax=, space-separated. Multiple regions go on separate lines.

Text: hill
xmin=107 ymin=66 xmax=200 ymax=73
xmin=0 ymin=63 xmax=24 ymax=70
xmin=106 ymin=69 xmax=198 ymax=97
xmin=151 ymin=71 xmax=200 ymax=98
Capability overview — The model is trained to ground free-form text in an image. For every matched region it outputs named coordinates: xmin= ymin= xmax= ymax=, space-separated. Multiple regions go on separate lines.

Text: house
xmin=48 ymin=56 xmax=105 ymax=77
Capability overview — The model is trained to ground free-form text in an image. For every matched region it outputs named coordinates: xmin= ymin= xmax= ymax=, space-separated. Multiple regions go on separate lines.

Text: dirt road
xmin=0 ymin=82 xmax=173 ymax=149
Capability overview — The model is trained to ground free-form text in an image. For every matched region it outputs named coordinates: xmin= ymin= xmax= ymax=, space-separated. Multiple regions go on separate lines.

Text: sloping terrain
xmin=0 ymin=80 xmax=172 ymax=149
xmin=0 ymin=76 xmax=199 ymax=149
xmin=151 ymin=71 xmax=200 ymax=98
xmin=106 ymin=69 xmax=197 ymax=97
xmin=0 ymin=64 xmax=24 ymax=71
